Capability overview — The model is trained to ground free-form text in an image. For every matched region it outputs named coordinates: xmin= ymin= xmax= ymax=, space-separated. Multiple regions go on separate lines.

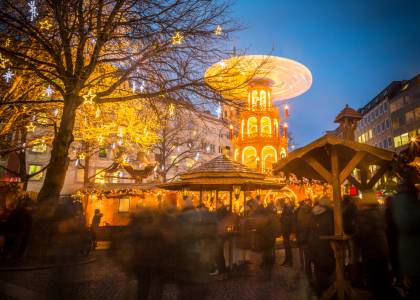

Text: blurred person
xmin=307 ymin=196 xmax=335 ymax=297
xmin=392 ymin=166 xmax=420 ymax=300
xmin=295 ymin=199 xmax=312 ymax=273
xmin=354 ymin=190 xmax=396 ymax=300
xmin=384 ymin=196 xmax=400 ymax=284
xmin=90 ymin=208 xmax=103 ymax=249
xmin=279 ymin=197 xmax=294 ymax=266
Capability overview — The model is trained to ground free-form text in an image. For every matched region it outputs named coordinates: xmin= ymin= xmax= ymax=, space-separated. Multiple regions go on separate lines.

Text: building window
xmin=98 ymin=148 xmax=107 ymax=158
xmin=368 ymin=129 xmax=373 ymax=140
xmin=406 ymin=111 xmax=415 ymax=124
xmin=390 ymin=97 xmax=404 ymax=113
xmin=118 ymin=197 xmax=130 ymax=213
xmin=376 ymin=125 xmax=381 ymax=134
xmin=385 ymin=119 xmax=390 ymax=129
xmin=388 ymin=137 xmax=393 ymax=148
xmin=29 ymin=164 xmax=43 ymax=181
xmin=31 ymin=143 xmax=47 ymax=153
xmin=381 ymin=122 xmax=385 ymax=132
xmin=379 ymin=105 xmax=383 ymax=114
xmin=383 ymin=139 xmax=388 ymax=148
xmin=76 ymin=169 xmax=85 ymax=182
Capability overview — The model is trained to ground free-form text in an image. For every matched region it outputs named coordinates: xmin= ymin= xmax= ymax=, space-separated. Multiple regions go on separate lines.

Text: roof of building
xmin=358 ymin=73 xmax=420 ymax=115
xmin=334 ymin=104 xmax=362 ymax=123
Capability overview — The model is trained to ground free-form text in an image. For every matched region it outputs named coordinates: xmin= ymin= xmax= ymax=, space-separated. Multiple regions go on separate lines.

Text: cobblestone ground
xmin=0 ymin=249 xmax=311 ymax=300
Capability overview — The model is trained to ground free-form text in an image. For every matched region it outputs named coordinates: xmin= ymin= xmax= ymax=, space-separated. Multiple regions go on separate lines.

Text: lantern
xmin=181 ymin=187 xmax=189 ymax=200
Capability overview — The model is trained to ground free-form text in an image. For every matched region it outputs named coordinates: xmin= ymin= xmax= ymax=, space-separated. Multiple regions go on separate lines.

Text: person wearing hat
xmin=354 ymin=190 xmax=397 ymax=300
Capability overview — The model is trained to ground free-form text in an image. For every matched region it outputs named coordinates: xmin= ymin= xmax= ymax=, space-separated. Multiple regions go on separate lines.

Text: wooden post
xmin=330 ymin=146 xmax=345 ymax=300
xmin=199 ymin=188 xmax=203 ymax=205
xmin=229 ymin=190 xmax=233 ymax=212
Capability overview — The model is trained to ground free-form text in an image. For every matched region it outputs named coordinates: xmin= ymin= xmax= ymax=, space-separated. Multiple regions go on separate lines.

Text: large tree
xmin=0 ymin=0 xmax=242 ymax=205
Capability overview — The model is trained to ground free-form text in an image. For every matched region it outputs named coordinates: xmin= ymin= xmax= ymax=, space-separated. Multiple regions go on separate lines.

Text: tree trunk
xmin=18 ymin=128 xmax=28 ymax=191
xmin=37 ymin=97 xmax=79 ymax=208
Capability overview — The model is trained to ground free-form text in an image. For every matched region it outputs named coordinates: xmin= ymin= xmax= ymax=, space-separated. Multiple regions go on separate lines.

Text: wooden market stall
xmin=158 ymin=155 xmax=285 ymax=213
xmin=273 ymin=133 xmax=394 ymax=300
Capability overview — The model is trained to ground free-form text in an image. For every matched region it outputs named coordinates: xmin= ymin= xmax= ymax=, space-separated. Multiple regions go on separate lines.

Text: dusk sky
xmin=231 ymin=0 xmax=420 ymax=147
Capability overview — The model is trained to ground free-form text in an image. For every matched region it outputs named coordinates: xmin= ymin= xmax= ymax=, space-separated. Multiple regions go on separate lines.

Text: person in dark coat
xmin=392 ymin=179 xmax=420 ymax=300
xmin=295 ymin=199 xmax=312 ymax=273
xmin=279 ymin=198 xmax=294 ymax=266
xmin=354 ymin=190 xmax=396 ymax=300
xmin=307 ymin=196 xmax=335 ymax=297
xmin=90 ymin=209 xmax=103 ymax=249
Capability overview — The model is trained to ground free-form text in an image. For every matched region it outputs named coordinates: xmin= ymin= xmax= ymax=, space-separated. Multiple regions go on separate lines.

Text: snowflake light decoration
xmin=44 ymin=85 xmax=53 ymax=97
xmin=28 ymin=1 xmax=38 ymax=22
xmin=3 ymin=68 xmax=14 ymax=83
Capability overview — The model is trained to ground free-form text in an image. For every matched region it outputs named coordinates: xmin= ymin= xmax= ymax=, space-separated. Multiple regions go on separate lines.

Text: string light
xmin=83 ymin=89 xmax=96 ymax=105
xmin=5 ymin=38 xmax=11 ymax=47
xmin=171 ymin=32 xmax=184 ymax=45
xmin=28 ymin=1 xmax=38 ymax=22
xmin=215 ymin=25 xmax=222 ymax=36
xmin=168 ymin=103 xmax=175 ymax=116
xmin=3 ymin=68 xmax=14 ymax=83
xmin=95 ymin=107 xmax=101 ymax=118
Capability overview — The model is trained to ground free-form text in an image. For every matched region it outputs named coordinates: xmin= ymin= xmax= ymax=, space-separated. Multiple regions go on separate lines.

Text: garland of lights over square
xmin=205 ymin=55 xmax=312 ymax=174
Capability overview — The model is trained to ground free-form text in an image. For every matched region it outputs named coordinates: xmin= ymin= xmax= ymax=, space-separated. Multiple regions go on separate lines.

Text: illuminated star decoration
xmin=83 ymin=89 xmax=96 ymax=105
xmin=25 ymin=122 xmax=36 ymax=132
xmin=78 ymin=153 xmax=86 ymax=160
xmin=39 ymin=18 xmax=52 ymax=31
xmin=0 ymin=54 xmax=10 ymax=69
xmin=5 ymin=38 xmax=11 ymax=47
xmin=44 ymin=85 xmax=53 ymax=97
xmin=3 ymin=68 xmax=14 ymax=83
xmin=28 ymin=1 xmax=38 ymax=22
xmin=215 ymin=25 xmax=222 ymax=36
xmin=171 ymin=32 xmax=184 ymax=45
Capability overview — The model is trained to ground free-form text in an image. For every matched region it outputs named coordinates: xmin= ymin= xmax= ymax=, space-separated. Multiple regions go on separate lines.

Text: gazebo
xmin=273 ymin=133 xmax=394 ymax=300
xmin=158 ymin=155 xmax=285 ymax=211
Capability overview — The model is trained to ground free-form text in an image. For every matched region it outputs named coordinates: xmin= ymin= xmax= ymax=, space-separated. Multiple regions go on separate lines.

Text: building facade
xmin=355 ymin=74 xmax=420 ymax=151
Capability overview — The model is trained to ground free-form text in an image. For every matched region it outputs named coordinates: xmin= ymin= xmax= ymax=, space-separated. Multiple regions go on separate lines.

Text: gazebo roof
xmin=334 ymin=104 xmax=362 ymax=123
xmin=159 ymin=155 xmax=285 ymax=191
xmin=273 ymin=134 xmax=394 ymax=182
xmin=180 ymin=155 xmax=264 ymax=180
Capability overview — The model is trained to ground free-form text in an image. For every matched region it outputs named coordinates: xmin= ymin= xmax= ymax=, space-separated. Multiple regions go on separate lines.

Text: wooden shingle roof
xmin=334 ymin=104 xmax=362 ymax=123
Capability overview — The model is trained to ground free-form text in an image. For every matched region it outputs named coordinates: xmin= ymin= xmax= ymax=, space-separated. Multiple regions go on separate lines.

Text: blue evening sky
xmin=230 ymin=0 xmax=420 ymax=147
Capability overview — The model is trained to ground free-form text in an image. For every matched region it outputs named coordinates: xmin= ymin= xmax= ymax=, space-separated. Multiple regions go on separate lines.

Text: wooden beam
xmin=366 ymin=165 xmax=389 ymax=189
xmin=339 ymin=152 xmax=366 ymax=184
xmin=347 ymin=175 xmax=362 ymax=190
xmin=304 ymin=155 xmax=332 ymax=183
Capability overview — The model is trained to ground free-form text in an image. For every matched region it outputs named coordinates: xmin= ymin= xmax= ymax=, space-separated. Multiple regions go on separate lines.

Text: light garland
xmin=39 ymin=18 xmax=52 ymax=31
xmin=25 ymin=122 xmax=36 ymax=132
xmin=0 ymin=54 xmax=10 ymax=69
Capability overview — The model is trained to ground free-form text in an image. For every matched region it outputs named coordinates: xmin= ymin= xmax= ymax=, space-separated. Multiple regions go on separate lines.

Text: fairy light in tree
xmin=0 ymin=54 xmax=10 ymax=69
xmin=168 ymin=103 xmax=175 ymax=116
xmin=131 ymin=81 xmax=137 ymax=93
xmin=78 ymin=153 xmax=86 ymax=160
xmin=44 ymin=85 xmax=53 ymax=97
xmin=139 ymin=81 xmax=145 ymax=92
xmin=215 ymin=25 xmax=222 ymax=36
xmin=219 ymin=61 xmax=226 ymax=69
xmin=171 ymin=32 xmax=184 ymax=45
xmin=5 ymin=38 xmax=11 ymax=48
xmin=28 ymin=1 xmax=38 ymax=22
xmin=53 ymin=108 xmax=59 ymax=117
xmin=83 ymin=89 xmax=96 ymax=105
xmin=95 ymin=107 xmax=101 ymax=118
xmin=25 ymin=122 xmax=36 ymax=132
xmin=97 ymin=134 xmax=104 ymax=145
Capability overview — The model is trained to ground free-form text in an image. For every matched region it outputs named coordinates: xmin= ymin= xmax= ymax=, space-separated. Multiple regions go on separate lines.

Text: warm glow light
xmin=411 ymin=137 xmax=416 ymax=142
xmin=205 ymin=55 xmax=312 ymax=101
xmin=171 ymin=32 xmax=184 ymax=45
xmin=229 ymin=124 xmax=233 ymax=130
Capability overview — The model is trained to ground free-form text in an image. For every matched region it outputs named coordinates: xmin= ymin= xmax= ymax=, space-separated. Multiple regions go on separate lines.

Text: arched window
xmin=261 ymin=146 xmax=277 ymax=172
xmin=280 ymin=148 xmax=287 ymax=159
xmin=260 ymin=90 xmax=267 ymax=108
xmin=242 ymin=146 xmax=258 ymax=169
xmin=252 ymin=90 xmax=258 ymax=107
xmin=274 ymin=119 xmax=278 ymax=135
xmin=247 ymin=117 xmax=258 ymax=135
xmin=241 ymin=119 xmax=245 ymax=139
xmin=261 ymin=117 xmax=271 ymax=135
xmin=234 ymin=149 xmax=240 ymax=161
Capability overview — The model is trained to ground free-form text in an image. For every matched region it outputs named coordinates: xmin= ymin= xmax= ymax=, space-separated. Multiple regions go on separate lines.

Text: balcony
xmin=245 ymin=105 xmax=279 ymax=113
xmin=234 ymin=132 xmax=287 ymax=144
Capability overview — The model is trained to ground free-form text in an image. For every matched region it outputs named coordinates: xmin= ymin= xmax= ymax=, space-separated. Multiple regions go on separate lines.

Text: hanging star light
xmin=3 ymin=68 xmax=14 ymax=83
xmin=78 ymin=153 xmax=86 ymax=160
xmin=83 ymin=89 xmax=96 ymax=105
xmin=28 ymin=1 xmax=38 ymax=22
xmin=171 ymin=32 xmax=184 ymax=45
xmin=39 ymin=18 xmax=52 ymax=31
xmin=25 ymin=122 xmax=36 ymax=132
xmin=5 ymin=38 xmax=11 ymax=47
xmin=44 ymin=85 xmax=53 ymax=97
xmin=215 ymin=25 xmax=222 ymax=36
xmin=0 ymin=54 xmax=10 ymax=69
